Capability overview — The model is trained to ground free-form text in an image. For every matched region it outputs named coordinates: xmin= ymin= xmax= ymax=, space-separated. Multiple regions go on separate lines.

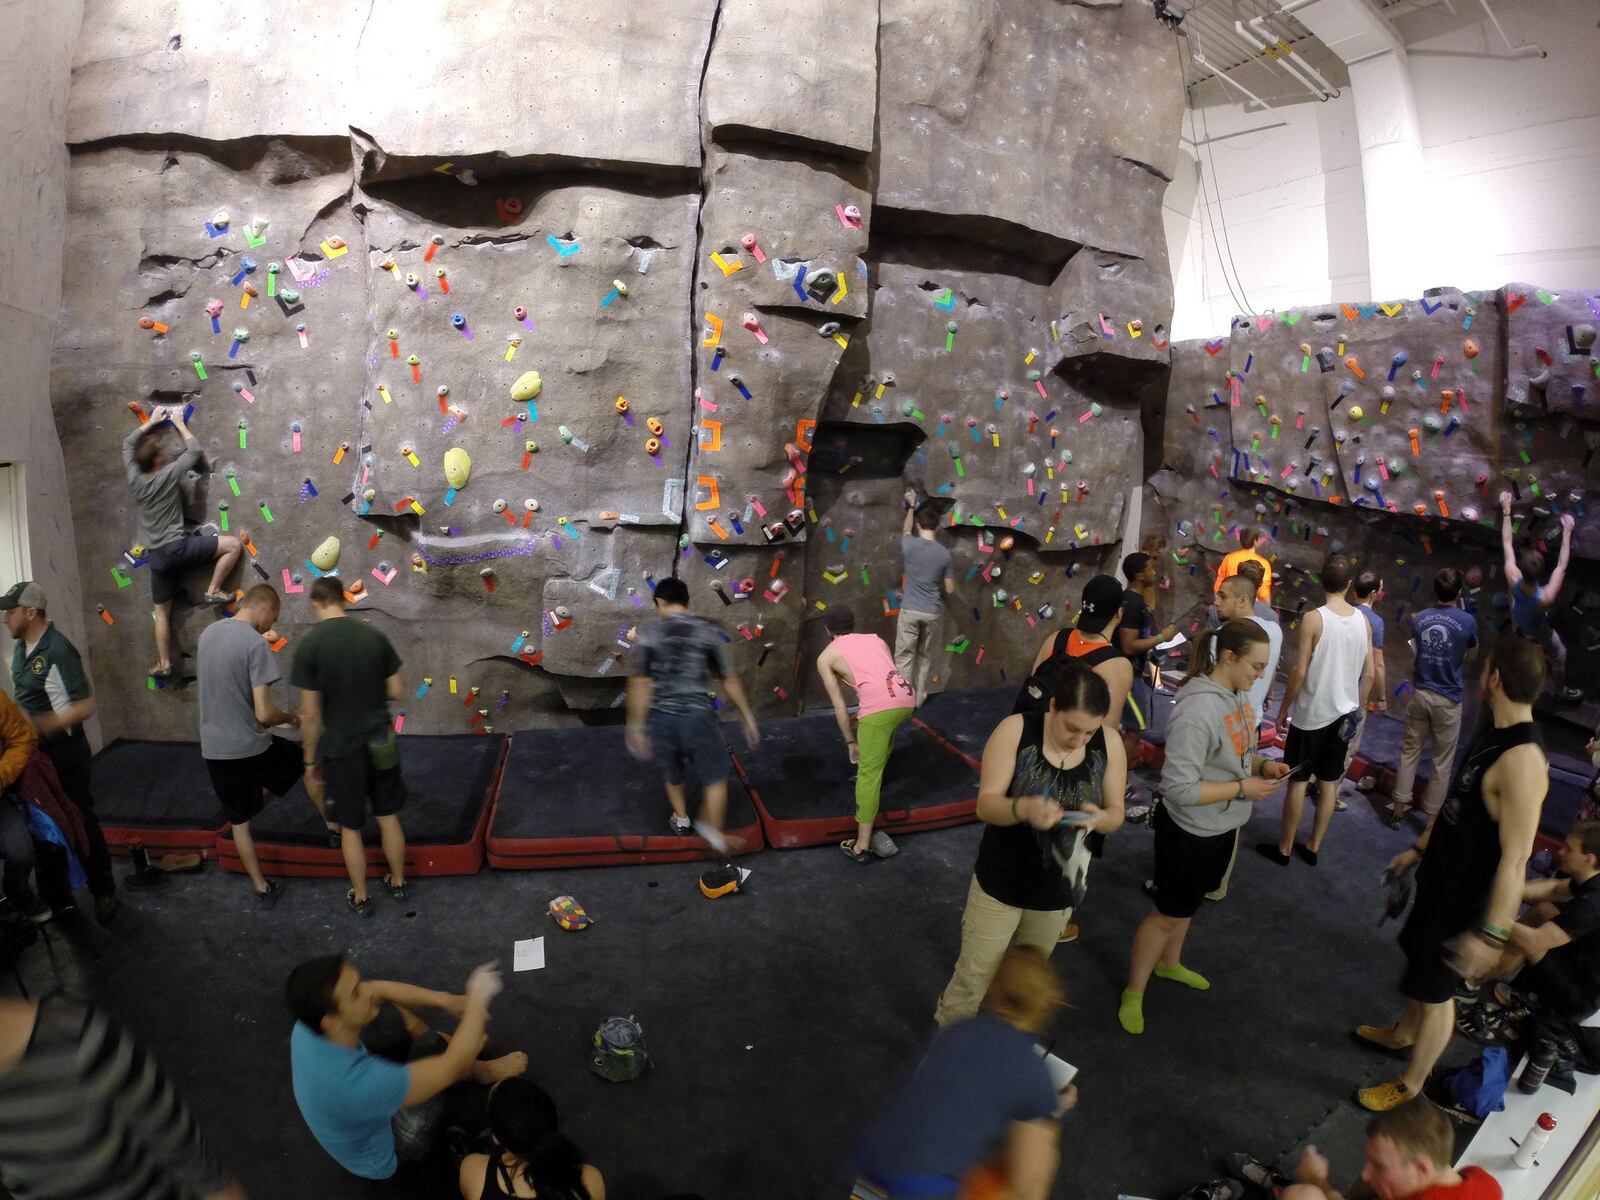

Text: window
xmin=0 ymin=463 xmax=31 ymax=588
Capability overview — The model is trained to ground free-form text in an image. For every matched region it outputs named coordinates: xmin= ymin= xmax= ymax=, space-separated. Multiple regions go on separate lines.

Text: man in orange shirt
xmin=1214 ymin=527 xmax=1272 ymax=602
xmin=1281 ymin=1103 xmax=1500 ymax=1200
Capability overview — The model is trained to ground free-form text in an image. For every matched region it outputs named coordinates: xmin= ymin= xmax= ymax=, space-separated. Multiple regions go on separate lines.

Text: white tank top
xmin=1293 ymin=604 xmax=1369 ymax=729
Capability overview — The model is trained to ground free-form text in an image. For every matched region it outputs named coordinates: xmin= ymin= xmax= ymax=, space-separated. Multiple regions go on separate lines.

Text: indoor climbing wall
xmin=53 ymin=0 xmax=1184 ymax=741
xmin=1148 ymin=285 xmax=1600 ymax=711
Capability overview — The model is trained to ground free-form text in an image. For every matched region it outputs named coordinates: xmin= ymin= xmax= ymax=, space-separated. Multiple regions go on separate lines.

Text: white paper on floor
xmin=513 ymin=937 xmax=546 ymax=972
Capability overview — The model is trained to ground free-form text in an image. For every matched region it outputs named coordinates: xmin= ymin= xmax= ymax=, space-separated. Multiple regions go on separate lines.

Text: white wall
xmin=0 ymin=0 xmax=91 ymax=721
xmin=1169 ymin=0 xmax=1600 ymax=340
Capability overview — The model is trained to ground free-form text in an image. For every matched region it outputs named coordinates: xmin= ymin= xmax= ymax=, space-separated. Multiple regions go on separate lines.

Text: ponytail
xmin=1182 ymin=628 xmax=1221 ymax=685
xmin=520 ymin=1133 xmax=589 ymax=1199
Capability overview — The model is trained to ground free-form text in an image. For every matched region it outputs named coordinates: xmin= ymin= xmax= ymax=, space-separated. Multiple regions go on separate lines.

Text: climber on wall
xmin=1500 ymin=492 xmax=1578 ymax=701
xmin=123 ymin=407 xmax=246 ymax=678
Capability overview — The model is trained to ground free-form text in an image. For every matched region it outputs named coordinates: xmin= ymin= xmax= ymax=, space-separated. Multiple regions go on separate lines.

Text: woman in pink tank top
xmin=816 ymin=607 xmax=915 ymax=862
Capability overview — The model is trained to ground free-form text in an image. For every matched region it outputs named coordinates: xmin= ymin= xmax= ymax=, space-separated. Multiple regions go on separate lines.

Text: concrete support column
xmin=1287 ymin=0 xmax=1430 ymax=297
xmin=1347 ymin=51 xmax=1430 ymax=298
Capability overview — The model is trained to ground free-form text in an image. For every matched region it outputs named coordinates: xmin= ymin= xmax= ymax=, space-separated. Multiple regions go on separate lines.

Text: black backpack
xmin=1013 ymin=629 xmax=1123 ymax=715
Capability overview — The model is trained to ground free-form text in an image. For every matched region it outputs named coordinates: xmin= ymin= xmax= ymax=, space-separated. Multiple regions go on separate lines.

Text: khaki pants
xmin=934 ymin=876 xmax=1068 ymax=1026
xmin=1341 ymin=707 xmax=1371 ymax=779
xmin=894 ymin=609 xmax=942 ymax=706
xmin=1393 ymin=688 xmax=1463 ymax=816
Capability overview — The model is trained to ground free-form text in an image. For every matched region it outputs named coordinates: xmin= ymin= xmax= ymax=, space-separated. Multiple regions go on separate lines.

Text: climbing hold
xmin=645 ymin=438 xmax=661 ymax=455
xmin=205 ymin=299 xmax=224 ymax=318
xmin=615 ymin=397 xmax=630 ymax=413
xmin=450 ymin=312 xmax=467 ymax=329
xmin=211 ymin=211 xmax=230 ymax=229
xmin=405 ymin=272 xmax=420 ymax=287
xmin=510 ymin=370 xmax=542 ymax=401
xmin=406 ymin=353 xmax=420 ymax=366
xmin=310 ymin=537 xmax=341 ymax=571
xmin=443 ymin=447 xmax=472 ymax=490
xmin=1463 ymin=338 xmax=1479 ymax=358
xmin=647 ymin=417 xmax=664 ymax=436
xmin=514 ymin=305 xmax=528 ymax=321
xmin=492 ymin=498 xmax=508 ymax=514
xmin=280 ymin=289 xmax=300 ymax=304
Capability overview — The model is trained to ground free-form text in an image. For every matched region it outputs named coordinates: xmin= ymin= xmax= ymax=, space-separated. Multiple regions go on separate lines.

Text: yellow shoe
xmin=1356 ymin=1079 xmax=1414 ymax=1112
xmin=1355 ymin=1023 xmax=1414 ymax=1052
xmin=1057 ymin=922 xmax=1080 ymax=944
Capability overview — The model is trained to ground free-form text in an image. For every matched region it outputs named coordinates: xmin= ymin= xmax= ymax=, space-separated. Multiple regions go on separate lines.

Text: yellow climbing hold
xmin=510 ymin=370 xmax=542 ymax=402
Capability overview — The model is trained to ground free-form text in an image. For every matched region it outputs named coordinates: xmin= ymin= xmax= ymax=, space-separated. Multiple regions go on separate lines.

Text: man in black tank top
xmin=1352 ymin=639 xmax=1549 ymax=1113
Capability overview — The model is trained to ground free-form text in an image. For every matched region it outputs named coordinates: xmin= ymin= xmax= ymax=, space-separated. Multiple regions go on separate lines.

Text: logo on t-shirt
xmin=28 ymin=656 xmax=44 ymax=677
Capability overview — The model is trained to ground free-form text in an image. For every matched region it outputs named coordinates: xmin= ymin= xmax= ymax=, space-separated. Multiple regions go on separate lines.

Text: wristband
xmin=1409 ymin=842 xmax=1425 ymax=856
xmin=303 ymin=760 xmax=316 ymax=767
xmin=1478 ymin=920 xmax=1511 ymax=940
xmin=1473 ymin=928 xmax=1507 ymax=948
xmin=1011 ymin=795 xmax=1021 ymax=820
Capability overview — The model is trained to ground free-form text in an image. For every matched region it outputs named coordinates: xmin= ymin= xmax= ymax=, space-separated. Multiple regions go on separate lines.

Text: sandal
xmin=201 ymin=592 xmax=233 ymax=607
xmin=158 ymin=852 xmax=204 ymax=873
xmin=148 ymin=665 xmax=174 ymax=679
xmin=382 ymin=873 xmax=409 ymax=901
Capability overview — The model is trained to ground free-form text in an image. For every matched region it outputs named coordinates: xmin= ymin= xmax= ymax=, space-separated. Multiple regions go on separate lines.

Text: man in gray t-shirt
xmin=195 ymin=583 xmax=322 ymax=905
xmin=626 ymin=577 xmax=759 ymax=857
xmin=895 ymin=492 xmax=956 ymax=705
xmin=123 ymin=406 xmax=246 ymax=679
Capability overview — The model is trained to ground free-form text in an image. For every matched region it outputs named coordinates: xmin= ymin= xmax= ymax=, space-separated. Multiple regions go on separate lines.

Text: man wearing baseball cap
xmin=1 ymin=582 xmax=119 ymax=923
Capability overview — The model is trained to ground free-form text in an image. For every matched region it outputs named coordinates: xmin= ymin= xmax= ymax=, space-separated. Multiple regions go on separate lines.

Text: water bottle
xmin=1512 ymin=1112 xmax=1555 ymax=1168
xmin=1518 ymin=1040 xmax=1557 ymax=1093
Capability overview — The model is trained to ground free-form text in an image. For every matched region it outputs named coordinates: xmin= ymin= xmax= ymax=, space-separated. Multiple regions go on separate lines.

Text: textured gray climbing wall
xmin=55 ymin=0 xmax=1185 ymax=740
xmin=1148 ymin=286 xmax=1599 ymax=717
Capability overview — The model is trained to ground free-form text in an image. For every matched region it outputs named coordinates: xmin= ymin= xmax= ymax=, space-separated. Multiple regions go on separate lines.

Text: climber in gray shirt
xmin=895 ymin=490 xmax=956 ymax=705
xmin=123 ymin=407 xmax=245 ymax=678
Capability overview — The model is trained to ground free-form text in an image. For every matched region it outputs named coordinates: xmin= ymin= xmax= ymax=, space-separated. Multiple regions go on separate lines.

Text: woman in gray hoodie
xmin=1117 ymin=619 xmax=1292 ymax=1035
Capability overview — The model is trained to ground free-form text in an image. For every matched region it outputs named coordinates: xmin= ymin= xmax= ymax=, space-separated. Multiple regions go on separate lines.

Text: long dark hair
xmin=487 ymin=1078 xmax=590 ymax=1199
xmin=1182 ymin=619 xmax=1267 ymax=686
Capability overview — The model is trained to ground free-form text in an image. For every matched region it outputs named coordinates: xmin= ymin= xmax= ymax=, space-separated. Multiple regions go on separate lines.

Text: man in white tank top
xmin=1256 ymin=555 xmax=1373 ymax=867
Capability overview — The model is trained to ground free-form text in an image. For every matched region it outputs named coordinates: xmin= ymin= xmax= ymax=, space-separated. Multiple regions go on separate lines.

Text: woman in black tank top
xmin=934 ymin=663 xmax=1128 ymax=1027
xmin=457 ymin=1078 xmax=602 ymax=1200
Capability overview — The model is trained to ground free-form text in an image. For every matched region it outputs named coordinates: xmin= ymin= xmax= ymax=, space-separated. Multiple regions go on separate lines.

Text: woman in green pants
xmin=817 ymin=606 xmax=917 ymax=862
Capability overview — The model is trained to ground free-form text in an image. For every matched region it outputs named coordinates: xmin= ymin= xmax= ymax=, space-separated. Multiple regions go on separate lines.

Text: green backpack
xmin=589 ymin=1016 xmax=650 ymax=1082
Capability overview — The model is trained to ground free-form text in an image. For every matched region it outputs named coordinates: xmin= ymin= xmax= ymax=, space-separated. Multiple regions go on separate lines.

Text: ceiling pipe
xmin=1248 ymin=16 xmax=1342 ymax=96
xmin=1471 ymin=0 xmax=1545 ymax=57
xmin=1189 ymin=26 xmax=1283 ymax=114
xmin=1235 ymin=18 xmax=1338 ymax=99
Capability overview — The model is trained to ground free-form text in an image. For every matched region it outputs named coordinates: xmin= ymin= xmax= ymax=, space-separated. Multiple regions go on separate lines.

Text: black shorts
xmin=149 ymin=532 xmax=218 ymax=604
xmin=1152 ymin=803 xmax=1239 ymax=919
xmin=1397 ymin=909 xmax=1469 ymax=1004
xmin=647 ymin=711 xmax=729 ymax=787
xmin=205 ymin=736 xmax=304 ymax=825
xmin=320 ymin=743 xmax=407 ymax=830
xmin=1282 ymin=717 xmax=1353 ymax=784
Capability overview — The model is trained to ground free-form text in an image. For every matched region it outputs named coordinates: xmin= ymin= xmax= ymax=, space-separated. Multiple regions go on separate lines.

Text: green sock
xmin=1155 ymin=962 xmax=1211 ymax=990
xmin=1118 ymin=989 xmax=1145 ymax=1035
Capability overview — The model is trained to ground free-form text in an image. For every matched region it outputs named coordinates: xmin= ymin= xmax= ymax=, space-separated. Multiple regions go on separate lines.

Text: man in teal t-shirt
xmin=290 ymin=578 xmax=406 ymax=917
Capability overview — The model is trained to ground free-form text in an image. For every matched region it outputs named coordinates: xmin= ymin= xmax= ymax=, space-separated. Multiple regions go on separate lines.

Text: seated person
xmin=0 ymin=692 xmax=49 ymax=924
xmin=856 ymin=947 xmax=1076 ymax=1200
xmin=459 ymin=1077 xmax=605 ymax=1200
xmin=1482 ymin=821 xmax=1600 ymax=1019
xmin=286 ymin=955 xmax=527 ymax=1180
xmin=1283 ymin=1104 xmax=1498 ymax=1200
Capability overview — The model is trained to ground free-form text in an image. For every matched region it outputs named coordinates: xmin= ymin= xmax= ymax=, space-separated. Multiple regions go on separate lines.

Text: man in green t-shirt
xmin=290 ymin=578 xmax=406 ymax=918
xmin=1 ymin=581 xmax=119 ymax=923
